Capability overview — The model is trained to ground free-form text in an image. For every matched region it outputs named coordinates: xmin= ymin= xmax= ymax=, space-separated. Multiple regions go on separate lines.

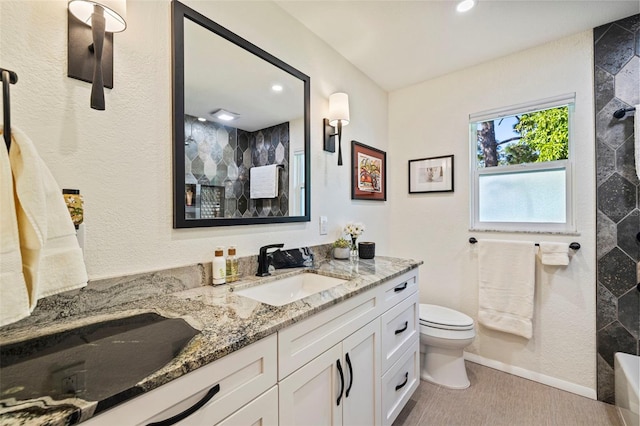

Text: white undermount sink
xmin=235 ymin=272 xmax=347 ymax=306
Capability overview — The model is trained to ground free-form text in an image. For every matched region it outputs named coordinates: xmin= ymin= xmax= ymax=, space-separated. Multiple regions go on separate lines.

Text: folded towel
xmin=8 ymin=126 xmax=87 ymax=308
xmin=635 ymin=104 xmax=639 ymax=180
xmin=250 ymin=164 xmax=279 ymax=199
xmin=0 ymin=130 xmax=31 ymax=326
xmin=538 ymin=242 xmax=570 ymax=266
xmin=478 ymin=239 xmax=536 ymax=339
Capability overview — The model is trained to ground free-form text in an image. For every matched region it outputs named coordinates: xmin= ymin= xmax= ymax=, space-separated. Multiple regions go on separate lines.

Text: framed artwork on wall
xmin=351 ymin=141 xmax=386 ymax=201
xmin=408 ymin=155 xmax=454 ymax=193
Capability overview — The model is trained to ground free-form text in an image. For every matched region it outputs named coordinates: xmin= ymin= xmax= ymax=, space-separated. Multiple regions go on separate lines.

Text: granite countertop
xmin=0 ymin=256 xmax=421 ymax=426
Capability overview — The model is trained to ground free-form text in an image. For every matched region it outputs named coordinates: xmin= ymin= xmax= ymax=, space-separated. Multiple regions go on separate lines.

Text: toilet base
xmin=420 ymin=343 xmax=471 ymax=389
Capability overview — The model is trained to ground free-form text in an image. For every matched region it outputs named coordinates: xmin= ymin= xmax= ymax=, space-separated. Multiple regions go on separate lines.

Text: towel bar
xmin=468 ymin=237 xmax=580 ymax=250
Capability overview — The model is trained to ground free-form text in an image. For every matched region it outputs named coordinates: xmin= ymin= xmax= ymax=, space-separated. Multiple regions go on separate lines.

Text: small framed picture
xmin=352 ymin=141 xmax=386 ymax=201
xmin=408 ymin=155 xmax=454 ymax=193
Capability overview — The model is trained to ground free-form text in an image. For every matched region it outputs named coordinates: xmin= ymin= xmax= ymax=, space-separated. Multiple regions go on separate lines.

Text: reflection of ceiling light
xmin=457 ymin=0 xmax=476 ymax=12
xmin=272 ymin=84 xmax=283 ymax=92
xmin=197 ymin=117 xmax=206 ymax=122
xmin=210 ymin=108 xmax=240 ymax=122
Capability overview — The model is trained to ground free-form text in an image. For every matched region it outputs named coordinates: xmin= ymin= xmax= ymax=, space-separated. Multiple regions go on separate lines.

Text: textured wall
xmin=594 ymin=14 xmax=639 ymax=404
xmin=389 ymin=31 xmax=597 ymax=394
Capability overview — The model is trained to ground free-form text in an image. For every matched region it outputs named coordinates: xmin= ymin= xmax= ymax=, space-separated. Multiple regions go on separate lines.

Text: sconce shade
xmin=68 ymin=0 xmax=127 ymax=33
xmin=329 ymin=92 xmax=350 ymax=126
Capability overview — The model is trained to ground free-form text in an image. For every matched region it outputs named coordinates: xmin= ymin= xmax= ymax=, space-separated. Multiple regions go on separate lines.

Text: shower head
xmin=613 ymin=107 xmax=636 ymax=119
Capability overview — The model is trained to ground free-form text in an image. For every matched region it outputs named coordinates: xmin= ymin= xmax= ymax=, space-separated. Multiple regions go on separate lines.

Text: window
xmin=470 ymin=94 xmax=575 ymax=233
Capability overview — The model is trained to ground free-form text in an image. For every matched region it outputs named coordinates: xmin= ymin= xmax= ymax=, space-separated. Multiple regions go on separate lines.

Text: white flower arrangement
xmin=344 ymin=222 xmax=365 ymax=239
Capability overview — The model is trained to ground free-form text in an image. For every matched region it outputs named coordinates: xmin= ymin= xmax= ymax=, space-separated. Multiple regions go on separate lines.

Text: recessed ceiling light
xmin=197 ymin=117 xmax=206 ymax=122
xmin=210 ymin=108 xmax=240 ymax=122
xmin=272 ymin=84 xmax=283 ymax=92
xmin=457 ymin=0 xmax=476 ymax=13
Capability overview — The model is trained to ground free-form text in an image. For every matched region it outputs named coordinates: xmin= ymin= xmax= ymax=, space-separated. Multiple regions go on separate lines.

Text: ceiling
xmin=276 ymin=0 xmax=640 ymax=91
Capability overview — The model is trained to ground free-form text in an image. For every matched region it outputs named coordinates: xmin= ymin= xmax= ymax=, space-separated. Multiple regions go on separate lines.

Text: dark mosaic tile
xmin=228 ymin=129 xmax=237 ymax=150
xmin=594 ymin=23 xmax=613 ymax=44
xmin=238 ymin=131 xmax=249 ymax=152
xmin=597 ymin=282 xmax=618 ymax=330
xmin=271 ymin=201 xmax=281 ymax=216
xmin=214 ymin=164 xmax=227 ymax=186
xmin=616 ymin=14 xmax=640 ymax=33
xmin=597 ymin=210 xmax=617 ymax=258
xmin=619 ymin=287 xmax=639 ymax=338
xmin=615 ymin=56 xmax=640 ymax=106
xmin=598 ymin=247 xmax=637 ymax=297
xmin=595 ymin=23 xmax=636 ymax=75
xmin=596 ymin=98 xmax=635 ymax=149
xmin=597 ymin=354 xmax=615 ymax=404
xmin=616 ymin=135 xmax=640 ymax=185
xmin=191 ymin=156 xmax=204 ymax=180
xmin=597 ymin=321 xmax=637 ymax=367
xmin=636 ymin=29 xmax=640 ymax=56
xmin=233 ymin=179 xmax=243 ymax=198
xmin=598 ymin=173 xmax=637 ymax=222
xmin=268 ymin=145 xmax=276 ymax=164
xmin=617 ymin=210 xmax=640 ymax=261
xmin=237 ymin=195 xmax=247 ymax=214
xmin=259 ymin=150 xmax=268 ymax=166
xmin=235 ymin=146 xmax=243 ymax=165
xmin=596 ymin=140 xmax=615 ymax=185
xmin=280 ymin=193 xmax=289 ymax=216
xmin=595 ymin=67 xmax=615 ymax=112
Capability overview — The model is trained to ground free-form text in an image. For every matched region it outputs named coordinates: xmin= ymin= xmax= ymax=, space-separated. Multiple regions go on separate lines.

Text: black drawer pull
xmin=147 ymin=384 xmax=220 ymax=426
xmin=336 ymin=359 xmax=345 ymax=406
xmin=394 ymin=282 xmax=408 ymax=293
xmin=395 ymin=321 xmax=409 ymax=335
xmin=395 ymin=372 xmax=409 ymax=391
xmin=345 ymin=352 xmax=354 ymax=398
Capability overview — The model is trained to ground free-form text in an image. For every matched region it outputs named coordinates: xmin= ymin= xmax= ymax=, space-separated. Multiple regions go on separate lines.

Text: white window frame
xmin=469 ymin=93 xmax=576 ymax=233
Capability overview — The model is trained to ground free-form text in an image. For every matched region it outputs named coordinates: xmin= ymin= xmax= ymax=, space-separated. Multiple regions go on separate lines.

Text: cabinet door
xmin=342 ymin=319 xmax=382 ymax=426
xmin=279 ymin=344 xmax=343 ymax=426
xmin=217 ymin=386 xmax=278 ymax=426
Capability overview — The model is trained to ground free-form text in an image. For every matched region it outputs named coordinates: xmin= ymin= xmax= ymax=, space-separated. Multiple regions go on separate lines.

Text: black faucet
xmin=256 ymin=243 xmax=284 ymax=277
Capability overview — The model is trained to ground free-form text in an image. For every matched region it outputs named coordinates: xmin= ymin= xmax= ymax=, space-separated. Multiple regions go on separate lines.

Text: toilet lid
xmin=419 ymin=304 xmax=474 ymax=329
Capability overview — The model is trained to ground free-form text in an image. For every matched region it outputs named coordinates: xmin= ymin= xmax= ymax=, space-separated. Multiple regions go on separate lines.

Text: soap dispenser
xmin=212 ymin=247 xmax=226 ymax=285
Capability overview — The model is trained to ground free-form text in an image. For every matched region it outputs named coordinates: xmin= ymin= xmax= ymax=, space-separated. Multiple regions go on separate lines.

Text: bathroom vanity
xmin=0 ymin=256 xmax=421 ymax=426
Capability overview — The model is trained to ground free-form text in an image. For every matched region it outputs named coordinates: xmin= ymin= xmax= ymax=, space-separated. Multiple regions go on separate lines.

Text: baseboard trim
xmin=463 ymin=351 xmax=597 ymax=400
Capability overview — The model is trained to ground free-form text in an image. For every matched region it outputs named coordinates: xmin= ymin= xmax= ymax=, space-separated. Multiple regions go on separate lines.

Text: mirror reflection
xmin=173 ymin=1 xmax=310 ymax=228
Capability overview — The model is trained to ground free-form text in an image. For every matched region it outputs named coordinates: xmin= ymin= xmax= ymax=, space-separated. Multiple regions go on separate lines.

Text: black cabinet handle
xmin=345 ymin=352 xmax=354 ymax=398
xmin=147 ymin=384 xmax=220 ymax=426
xmin=395 ymin=321 xmax=409 ymax=335
xmin=395 ymin=372 xmax=409 ymax=391
xmin=336 ymin=359 xmax=345 ymax=406
xmin=394 ymin=282 xmax=408 ymax=292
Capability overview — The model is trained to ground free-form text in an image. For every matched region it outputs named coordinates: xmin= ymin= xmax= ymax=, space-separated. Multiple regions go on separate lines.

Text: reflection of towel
xmin=0 ymin=132 xmax=31 ymax=326
xmin=538 ymin=242 xmax=570 ymax=266
xmin=478 ymin=239 xmax=536 ymax=339
xmin=250 ymin=164 xmax=279 ymax=199
xmin=635 ymin=105 xmax=639 ymax=180
xmin=8 ymin=126 xmax=87 ymax=308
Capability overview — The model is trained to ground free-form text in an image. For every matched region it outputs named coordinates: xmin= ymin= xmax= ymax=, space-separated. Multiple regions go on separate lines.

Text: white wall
xmin=0 ymin=0 xmax=389 ymax=280
xmin=388 ymin=32 xmax=597 ymax=393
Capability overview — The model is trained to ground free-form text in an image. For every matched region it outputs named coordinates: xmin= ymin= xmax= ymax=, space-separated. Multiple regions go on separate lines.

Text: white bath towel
xmin=0 ymin=130 xmax=31 ymax=326
xmin=635 ymin=104 xmax=639 ymax=181
xmin=250 ymin=164 xmax=279 ymax=199
xmin=8 ymin=126 xmax=87 ymax=308
xmin=538 ymin=242 xmax=570 ymax=266
xmin=478 ymin=239 xmax=536 ymax=339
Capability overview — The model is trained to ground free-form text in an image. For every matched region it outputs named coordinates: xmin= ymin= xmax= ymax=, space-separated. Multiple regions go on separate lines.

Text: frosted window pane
xmin=478 ymin=169 xmax=566 ymax=223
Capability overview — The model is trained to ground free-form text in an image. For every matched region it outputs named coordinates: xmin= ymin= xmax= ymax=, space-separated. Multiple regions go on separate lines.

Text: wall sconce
xmin=323 ymin=92 xmax=350 ymax=166
xmin=68 ymin=0 xmax=127 ymax=110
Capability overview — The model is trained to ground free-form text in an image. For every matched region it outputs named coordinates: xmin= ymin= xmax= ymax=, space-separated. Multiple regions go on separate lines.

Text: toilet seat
xmin=419 ymin=304 xmax=474 ymax=331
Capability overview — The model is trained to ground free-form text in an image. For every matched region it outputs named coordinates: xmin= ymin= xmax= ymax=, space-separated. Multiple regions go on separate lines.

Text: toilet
xmin=419 ymin=304 xmax=476 ymax=389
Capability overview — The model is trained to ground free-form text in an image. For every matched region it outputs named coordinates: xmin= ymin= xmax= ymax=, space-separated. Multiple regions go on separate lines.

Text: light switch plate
xmin=319 ymin=216 xmax=328 ymax=235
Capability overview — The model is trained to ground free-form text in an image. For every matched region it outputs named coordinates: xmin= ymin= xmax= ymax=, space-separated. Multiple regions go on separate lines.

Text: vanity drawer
xmin=381 ymin=292 xmax=419 ymax=374
xmin=84 ymin=333 xmax=277 ymax=426
xmin=380 ymin=270 xmax=418 ymax=312
xmin=381 ymin=341 xmax=420 ymax=426
xmin=278 ymin=285 xmax=380 ymax=380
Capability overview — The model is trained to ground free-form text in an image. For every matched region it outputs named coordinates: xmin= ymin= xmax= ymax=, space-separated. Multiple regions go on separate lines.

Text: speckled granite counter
xmin=0 ymin=255 xmax=421 ymax=426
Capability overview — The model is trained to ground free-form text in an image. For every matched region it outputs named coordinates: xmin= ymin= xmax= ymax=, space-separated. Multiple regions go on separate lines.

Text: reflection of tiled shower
xmin=184 ymin=115 xmax=290 ymax=218
xmin=594 ymin=14 xmax=639 ymax=404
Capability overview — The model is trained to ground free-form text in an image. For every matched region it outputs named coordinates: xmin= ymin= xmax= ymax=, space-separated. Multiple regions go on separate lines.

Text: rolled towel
xmin=538 ymin=242 xmax=570 ymax=266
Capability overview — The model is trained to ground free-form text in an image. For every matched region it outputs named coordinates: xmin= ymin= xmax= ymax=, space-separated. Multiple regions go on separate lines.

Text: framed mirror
xmin=172 ymin=1 xmax=310 ymax=228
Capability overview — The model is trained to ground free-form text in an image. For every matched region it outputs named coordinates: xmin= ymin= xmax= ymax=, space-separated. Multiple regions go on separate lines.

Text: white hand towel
xmin=634 ymin=104 xmax=639 ymax=180
xmin=538 ymin=242 xmax=570 ymax=266
xmin=478 ymin=239 xmax=536 ymax=339
xmin=250 ymin=164 xmax=279 ymax=199
xmin=0 ymin=130 xmax=31 ymax=326
xmin=8 ymin=126 xmax=87 ymax=308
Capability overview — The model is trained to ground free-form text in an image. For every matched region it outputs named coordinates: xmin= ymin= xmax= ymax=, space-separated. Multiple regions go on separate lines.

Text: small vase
xmin=350 ymin=237 xmax=358 ymax=259
xmin=333 ymin=247 xmax=350 ymax=260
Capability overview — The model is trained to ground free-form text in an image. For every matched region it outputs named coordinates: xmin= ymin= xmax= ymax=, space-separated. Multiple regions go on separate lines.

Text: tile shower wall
xmin=184 ymin=115 xmax=290 ymax=218
xmin=594 ymin=14 xmax=639 ymax=404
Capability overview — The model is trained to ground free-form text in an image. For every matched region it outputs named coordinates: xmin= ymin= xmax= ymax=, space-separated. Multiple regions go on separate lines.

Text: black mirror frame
xmin=172 ymin=1 xmax=311 ymax=228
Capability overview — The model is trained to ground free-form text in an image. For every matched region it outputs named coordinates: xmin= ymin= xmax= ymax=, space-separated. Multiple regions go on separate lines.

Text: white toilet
xmin=419 ymin=304 xmax=476 ymax=389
